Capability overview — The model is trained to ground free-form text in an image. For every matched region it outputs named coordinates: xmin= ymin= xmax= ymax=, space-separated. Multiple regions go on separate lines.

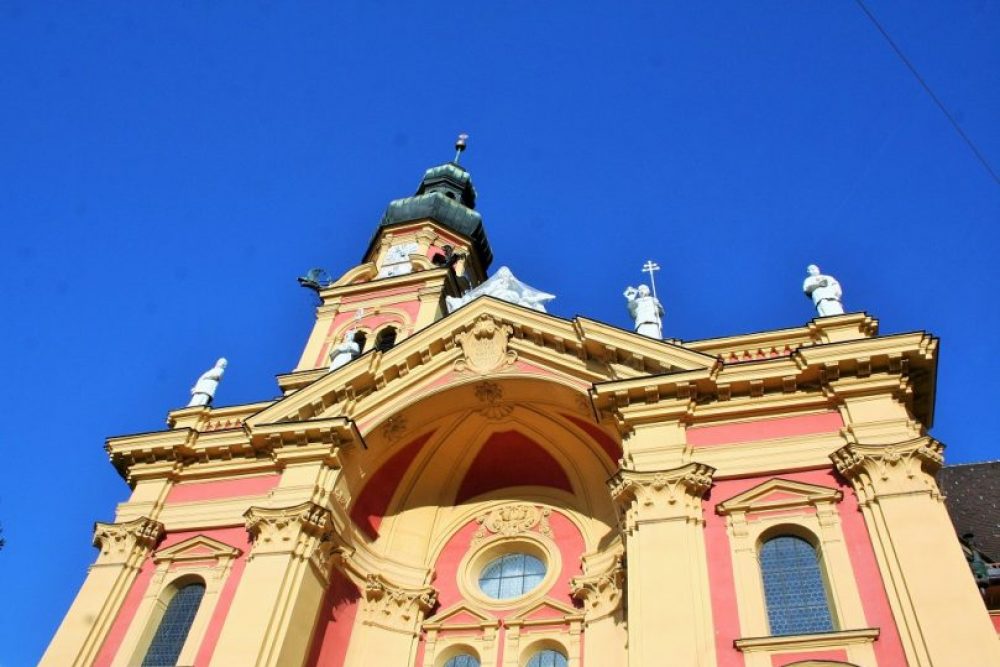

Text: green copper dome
xmin=366 ymin=162 xmax=493 ymax=270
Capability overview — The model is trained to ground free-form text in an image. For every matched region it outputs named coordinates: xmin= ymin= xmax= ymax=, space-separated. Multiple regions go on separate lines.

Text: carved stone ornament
xmin=454 ymin=315 xmax=517 ymax=374
xmin=570 ymin=544 xmax=625 ymax=618
xmin=244 ymin=502 xmax=333 ymax=557
xmin=474 ymin=380 xmax=514 ymax=420
xmin=92 ymin=516 xmax=165 ymax=566
xmin=472 ymin=504 xmax=552 ymax=545
xmin=381 ymin=415 xmax=407 ymax=443
xmin=363 ymin=573 xmax=438 ymax=630
xmin=609 ymin=463 xmax=715 ymax=531
xmin=831 ymin=437 xmax=944 ymax=504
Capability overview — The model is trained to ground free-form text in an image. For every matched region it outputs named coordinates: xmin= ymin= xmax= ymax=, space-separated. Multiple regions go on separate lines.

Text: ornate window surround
xmin=716 ymin=478 xmax=877 ymax=667
xmin=458 ymin=531 xmax=562 ymax=612
xmin=111 ymin=535 xmax=241 ymax=667
xmin=510 ymin=632 xmax=579 ymax=667
xmin=423 ymin=603 xmax=500 ymax=667
xmin=435 ymin=642 xmax=485 ymax=667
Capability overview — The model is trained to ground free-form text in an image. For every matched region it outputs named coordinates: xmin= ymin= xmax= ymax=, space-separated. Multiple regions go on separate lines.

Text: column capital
xmin=361 ymin=573 xmax=437 ymax=635
xmin=609 ymin=462 xmax=715 ymax=530
xmin=831 ymin=437 xmax=944 ymax=503
xmin=244 ymin=501 xmax=333 ymax=557
xmin=92 ymin=516 xmax=164 ymax=567
xmin=570 ymin=542 xmax=625 ymax=620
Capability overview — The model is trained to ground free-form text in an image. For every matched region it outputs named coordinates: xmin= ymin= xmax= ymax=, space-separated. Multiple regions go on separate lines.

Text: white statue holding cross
xmin=624 ymin=260 xmax=665 ymax=339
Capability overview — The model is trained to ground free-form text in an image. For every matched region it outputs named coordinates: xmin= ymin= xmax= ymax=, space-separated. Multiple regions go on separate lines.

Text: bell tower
xmin=293 ymin=139 xmax=493 ymax=376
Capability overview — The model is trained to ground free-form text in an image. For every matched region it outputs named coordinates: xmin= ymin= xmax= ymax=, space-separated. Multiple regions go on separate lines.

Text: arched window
xmin=760 ymin=535 xmax=834 ymax=635
xmin=374 ymin=327 xmax=397 ymax=352
xmin=526 ymin=649 xmax=568 ymax=667
xmin=353 ymin=331 xmax=367 ymax=354
xmin=443 ymin=654 xmax=480 ymax=667
xmin=141 ymin=581 xmax=206 ymax=666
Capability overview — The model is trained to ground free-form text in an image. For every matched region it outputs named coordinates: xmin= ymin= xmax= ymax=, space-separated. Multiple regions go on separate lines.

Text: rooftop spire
xmin=453 ymin=133 xmax=469 ymax=164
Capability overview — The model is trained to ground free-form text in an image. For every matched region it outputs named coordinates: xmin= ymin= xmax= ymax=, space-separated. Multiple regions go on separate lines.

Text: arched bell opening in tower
xmin=374 ymin=327 xmax=398 ymax=352
xmin=353 ymin=331 xmax=368 ymax=354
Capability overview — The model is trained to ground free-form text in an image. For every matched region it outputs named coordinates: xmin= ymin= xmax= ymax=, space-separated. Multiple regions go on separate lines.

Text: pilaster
xmin=832 ymin=438 xmax=1000 ymax=666
xmin=615 ymin=396 xmax=694 ymax=469
xmin=208 ymin=501 xmax=336 ymax=667
xmin=569 ymin=541 xmax=627 ymax=666
xmin=40 ymin=517 xmax=164 ymax=667
xmin=341 ymin=573 xmax=437 ymax=666
xmin=610 ymin=463 xmax=717 ymax=667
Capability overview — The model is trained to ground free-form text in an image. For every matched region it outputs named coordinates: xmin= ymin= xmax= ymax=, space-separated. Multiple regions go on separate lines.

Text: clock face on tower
xmin=378 ymin=241 xmax=420 ymax=278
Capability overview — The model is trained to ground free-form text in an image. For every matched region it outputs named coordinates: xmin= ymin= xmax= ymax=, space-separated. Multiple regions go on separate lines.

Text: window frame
xmin=715 ymin=479 xmax=869 ymax=640
xmin=114 ymin=534 xmax=242 ymax=666
xmin=457 ymin=533 xmax=562 ymax=611
xmin=757 ymin=532 xmax=835 ymax=636
xmin=139 ymin=577 xmax=207 ymax=666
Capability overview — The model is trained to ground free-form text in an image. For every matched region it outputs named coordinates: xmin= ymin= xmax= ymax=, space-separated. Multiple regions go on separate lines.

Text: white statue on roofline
xmin=188 ymin=358 xmax=227 ymax=407
xmin=803 ymin=264 xmax=845 ymax=317
xmin=623 ymin=284 xmax=664 ymax=339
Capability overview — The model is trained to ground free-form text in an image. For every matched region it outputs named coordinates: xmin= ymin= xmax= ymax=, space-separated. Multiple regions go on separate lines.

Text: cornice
xmin=321 ymin=265 xmax=453 ymax=303
xmin=589 ymin=327 xmax=937 ymax=431
xmin=106 ymin=415 xmax=366 ymax=482
xmin=734 ymin=627 xmax=879 ymax=652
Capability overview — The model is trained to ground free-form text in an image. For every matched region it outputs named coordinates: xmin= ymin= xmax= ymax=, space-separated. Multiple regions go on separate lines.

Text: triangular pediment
xmin=248 ymin=297 xmax=717 ymax=429
xmin=423 ymin=602 xmax=498 ymax=629
xmin=508 ymin=597 xmax=582 ymax=625
xmin=153 ymin=534 xmax=242 ymax=564
xmin=716 ymin=478 xmax=842 ymax=516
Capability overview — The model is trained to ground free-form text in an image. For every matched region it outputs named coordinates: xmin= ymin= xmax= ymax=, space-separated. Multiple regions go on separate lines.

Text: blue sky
xmin=1 ymin=1 xmax=998 ymax=663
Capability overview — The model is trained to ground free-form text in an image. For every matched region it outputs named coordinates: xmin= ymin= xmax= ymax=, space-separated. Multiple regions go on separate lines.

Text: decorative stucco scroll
xmin=472 ymin=503 xmax=552 ymax=545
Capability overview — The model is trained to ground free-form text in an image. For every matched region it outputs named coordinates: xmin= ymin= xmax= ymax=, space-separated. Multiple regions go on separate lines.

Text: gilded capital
xmin=831 ymin=437 xmax=944 ymax=503
xmin=92 ymin=516 xmax=164 ymax=567
xmin=609 ymin=462 xmax=715 ymax=529
xmin=362 ymin=573 xmax=437 ymax=633
xmin=244 ymin=501 xmax=333 ymax=557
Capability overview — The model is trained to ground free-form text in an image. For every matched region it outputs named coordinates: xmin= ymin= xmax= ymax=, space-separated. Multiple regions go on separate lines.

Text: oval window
xmin=478 ymin=553 xmax=546 ymax=600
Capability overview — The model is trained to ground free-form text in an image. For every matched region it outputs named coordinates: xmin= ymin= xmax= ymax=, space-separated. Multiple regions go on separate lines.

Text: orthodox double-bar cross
xmin=642 ymin=260 xmax=661 ymax=299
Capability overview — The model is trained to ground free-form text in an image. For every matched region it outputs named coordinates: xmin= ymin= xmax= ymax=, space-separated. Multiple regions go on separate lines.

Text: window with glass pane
xmin=443 ymin=654 xmax=480 ymax=667
xmin=526 ymin=649 xmax=568 ymax=667
xmin=141 ymin=582 xmax=206 ymax=667
xmin=478 ymin=553 xmax=545 ymax=600
xmin=760 ymin=535 xmax=834 ymax=635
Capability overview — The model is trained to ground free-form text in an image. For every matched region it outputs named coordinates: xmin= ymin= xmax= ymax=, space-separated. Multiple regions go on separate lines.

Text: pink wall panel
xmin=164 ymin=475 xmax=280 ymax=504
xmin=306 ymin=567 xmax=362 ymax=667
xmin=688 ymin=412 xmax=844 ymax=447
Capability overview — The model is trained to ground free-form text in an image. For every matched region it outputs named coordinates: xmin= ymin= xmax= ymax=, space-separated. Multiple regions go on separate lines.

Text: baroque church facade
xmin=43 ymin=154 xmax=1000 ymax=667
